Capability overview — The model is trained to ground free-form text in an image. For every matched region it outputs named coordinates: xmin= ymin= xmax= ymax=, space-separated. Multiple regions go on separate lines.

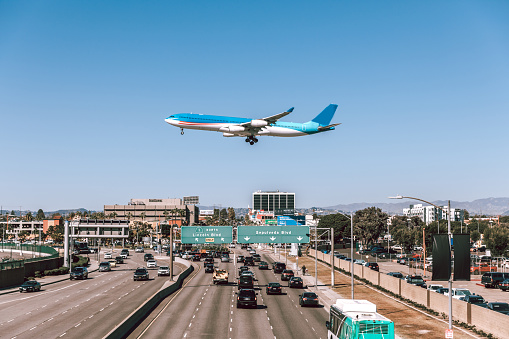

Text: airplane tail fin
xmin=311 ymin=104 xmax=338 ymax=126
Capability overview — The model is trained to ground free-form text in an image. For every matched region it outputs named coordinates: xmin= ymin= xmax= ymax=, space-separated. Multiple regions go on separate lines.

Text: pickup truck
xmin=471 ymin=263 xmax=497 ymax=275
xmin=213 ymin=269 xmax=229 ymax=284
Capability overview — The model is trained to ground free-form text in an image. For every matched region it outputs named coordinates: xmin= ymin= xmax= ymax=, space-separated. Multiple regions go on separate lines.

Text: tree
xmin=24 ymin=211 xmax=33 ymax=221
xmin=227 ymin=207 xmax=236 ymax=224
xmin=18 ymin=230 xmax=30 ymax=243
xmin=317 ymin=213 xmax=351 ymax=243
xmin=483 ymin=226 xmax=509 ymax=257
xmin=47 ymin=223 xmax=64 ymax=244
xmin=470 ymin=230 xmax=481 ymax=243
xmin=36 ymin=209 xmax=45 ymax=221
xmin=463 ymin=210 xmax=470 ymax=220
xmin=353 ymin=207 xmax=388 ymax=247
xmin=390 ymin=216 xmax=424 ymax=251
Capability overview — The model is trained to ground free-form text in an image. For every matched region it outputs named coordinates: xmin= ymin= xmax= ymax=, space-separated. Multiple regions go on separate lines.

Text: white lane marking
xmin=30 ymin=326 xmax=37 ymax=330
xmin=75 ymin=323 xmax=81 ymax=327
xmin=59 ymin=333 xmax=66 ymax=337
xmin=188 ymin=323 xmax=192 ymax=328
xmin=48 ymin=318 xmax=53 ymax=321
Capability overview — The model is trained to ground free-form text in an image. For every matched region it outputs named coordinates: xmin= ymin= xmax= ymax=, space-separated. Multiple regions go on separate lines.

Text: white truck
xmin=213 ymin=269 xmax=229 ymax=284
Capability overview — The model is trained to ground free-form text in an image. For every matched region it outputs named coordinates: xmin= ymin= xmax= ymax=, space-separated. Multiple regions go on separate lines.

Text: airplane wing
xmin=240 ymin=107 xmax=294 ymax=128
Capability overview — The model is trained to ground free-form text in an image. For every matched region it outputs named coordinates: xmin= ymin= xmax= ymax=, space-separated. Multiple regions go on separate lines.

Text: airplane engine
xmin=222 ymin=133 xmax=236 ymax=137
xmin=228 ymin=125 xmax=246 ymax=132
xmin=250 ymin=119 xmax=267 ymax=127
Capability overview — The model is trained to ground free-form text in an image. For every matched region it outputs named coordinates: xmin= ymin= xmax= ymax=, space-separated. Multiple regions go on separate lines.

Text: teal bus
xmin=325 ymin=299 xmax=395 ymax=339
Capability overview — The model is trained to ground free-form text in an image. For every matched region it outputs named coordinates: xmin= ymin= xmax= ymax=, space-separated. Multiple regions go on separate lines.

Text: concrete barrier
xmin=103 ymin=261 xmax=194 ymax=339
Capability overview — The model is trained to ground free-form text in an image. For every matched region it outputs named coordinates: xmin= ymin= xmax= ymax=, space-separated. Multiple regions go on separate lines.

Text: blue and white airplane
xmin=165 ymin=104 xmax=340 ymax=145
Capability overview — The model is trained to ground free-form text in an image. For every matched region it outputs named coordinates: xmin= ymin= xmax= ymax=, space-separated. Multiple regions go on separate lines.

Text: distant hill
xmin=324 ymin=197 xmax=509 ymax=216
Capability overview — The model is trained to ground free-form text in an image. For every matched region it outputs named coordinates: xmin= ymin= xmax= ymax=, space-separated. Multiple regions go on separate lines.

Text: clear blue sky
xmin=1 ymin=1 xmax=508 ymax=212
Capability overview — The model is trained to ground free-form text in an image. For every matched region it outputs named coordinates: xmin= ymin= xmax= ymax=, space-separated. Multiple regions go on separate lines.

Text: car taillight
xmin=254 ymin=297 xmax=257 ymax=301
xmin=303 ymin=298 xmax=308 ymax=301
xmin=237 ymin=297 xmax=240 ymax=300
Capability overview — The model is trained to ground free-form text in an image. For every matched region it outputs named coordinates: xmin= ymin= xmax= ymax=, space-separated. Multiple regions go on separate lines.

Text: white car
xmin=104 ymin=252 xmax=112 ymax=259
xmin=229 ymin=243 xmax=236 ymax=248
xmin=158 ymin=266 xmax=170 ymax=276
xmin=181 ymin=252 xmax=192 ymax=260
xmin=444 ymin=288 xmax=472 ymax=300
xmin=147 ymin=259 xmax=157 ymax=268
xmin=427 ymin=284 xmax=443 ymax=292
xmin=354 ymin=259 xmax=366 ymax=265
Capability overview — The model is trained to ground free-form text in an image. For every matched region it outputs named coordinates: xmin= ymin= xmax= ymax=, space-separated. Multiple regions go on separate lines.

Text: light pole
xmin=335 ymin=212 xmax=355 ymax=299
xmin=389 ymin=195 xmax=453 ymax=331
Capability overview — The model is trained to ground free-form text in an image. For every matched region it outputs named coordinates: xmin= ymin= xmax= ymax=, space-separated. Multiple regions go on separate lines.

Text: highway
xmin=130 ymin=247 xmax=328 ymax=339
xmin=0 ymin=250 xmax=181 ymax=339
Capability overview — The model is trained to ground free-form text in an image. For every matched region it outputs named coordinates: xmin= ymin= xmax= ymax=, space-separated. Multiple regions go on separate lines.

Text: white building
xmin=403 ymin=204 xmax=464 ymax=225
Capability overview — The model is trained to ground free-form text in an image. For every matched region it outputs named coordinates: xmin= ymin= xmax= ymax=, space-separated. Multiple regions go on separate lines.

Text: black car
xmin=281 ymin=269 xmax=295 ymax=281
xmin=406 ymin=275 xmax=427 ymax=288
xmin=115 ymin=256 xmax=124 ymax=264
xmin=487 ymin=302 xmax=509 ymax=315
xmin=244 ymin=256 xmax=255 ymax=266
xmin=435 ymin=287 xmax=449 ymax=294
xmin=289 ymin=277 xmax=303 ymax=288
xmin=335 ymin=254 xmax=347 ymax=260
xmin=205 ymin=264 xmax=214 ymax=273
xmin=144 ymin=253 xmax=154 ymax=262
xmin=70 ymin=267 xmax=88 ymax=280
xmin=236 ymin=289 xmax=257 ymax=308
xmin=258 ymin=261 xmax=269 ymax=270
xmin=266 ymin=282 xmax=282 ymax=294
xmin=463 ymin=295 xmax=488 ymax=308
xmin=273 ymin=262 xmax=286 ymax=273
xmin=192 ymin=255 xmax=201 ymax=261
xmin=237 ymin=255 xmax=245 ymax=263
xmin=498 ymin=279 xmax=509 ymax=291
xmin=19 ymin=280 xmax=41 ymax=293
xmin=238 ymin=275 xmax=254 ymax=290
xmin=204 ymin=257 xmax=214 ymax=265
xmin=252 ymin=254 xmax=261 ymax=262
xmin=133 ymin=267 xmax=149 ymax=281
xmin=387 ymin=272 xmax=403 ymax=279
xmin=299 ymin=292 xmax=319 ymax=307
xmin=238 ymin=266 xmax=249 ymax=275
xmin=481 ymin=272 xmax=507 ymax=288
xmin=365 ymin=262 xmax=379 ymax=271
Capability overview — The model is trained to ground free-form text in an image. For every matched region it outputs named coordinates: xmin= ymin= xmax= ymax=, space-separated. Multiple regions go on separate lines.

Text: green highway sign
xmin=181 ymin=226 xmax=233 ymax=244
xmin=237 ymin=226 xmax=310 ymax=244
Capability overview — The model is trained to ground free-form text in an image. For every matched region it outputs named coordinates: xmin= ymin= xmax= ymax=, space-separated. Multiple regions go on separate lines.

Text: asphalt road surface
xmin=130 ymin=247 xmax=329 ymax=339
xmin=0 ymin=249 xmax=181 ymax=339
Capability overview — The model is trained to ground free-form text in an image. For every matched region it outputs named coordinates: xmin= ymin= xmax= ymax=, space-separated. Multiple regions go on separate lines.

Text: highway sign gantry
xmin=181 ymin=226 xmax=233 ymax=244
xmin=237 ymin=226 xmax=310 ymax=244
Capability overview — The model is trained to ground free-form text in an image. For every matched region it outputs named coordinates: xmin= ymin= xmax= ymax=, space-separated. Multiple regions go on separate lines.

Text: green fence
xmin=0 ymin=243 xmax=60 ymax=270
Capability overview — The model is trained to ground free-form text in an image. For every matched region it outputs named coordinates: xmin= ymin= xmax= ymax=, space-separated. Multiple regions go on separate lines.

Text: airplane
xmin=164 ymin=104 xmax=340 ymax=145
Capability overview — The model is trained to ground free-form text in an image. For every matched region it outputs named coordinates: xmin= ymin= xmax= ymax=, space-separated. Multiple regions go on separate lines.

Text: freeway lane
xmin=132 ymin=247 xmax=328 ymax=339
xmin=0 ymin=250 xmax=182 ymax=339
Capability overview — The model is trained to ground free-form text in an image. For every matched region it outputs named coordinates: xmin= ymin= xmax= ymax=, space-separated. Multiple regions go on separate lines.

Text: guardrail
xmin=103 ymin=261 xmax=194 ymax=339
xmin=0 ymin=244 xmax=60 ymax=270
xmin=309 ymin=249 xmax=507 ymax=339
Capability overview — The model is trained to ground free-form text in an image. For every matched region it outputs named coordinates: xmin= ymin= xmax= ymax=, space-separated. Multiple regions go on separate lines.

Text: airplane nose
xmin=165 ymin=118 xmax=176 ymax=125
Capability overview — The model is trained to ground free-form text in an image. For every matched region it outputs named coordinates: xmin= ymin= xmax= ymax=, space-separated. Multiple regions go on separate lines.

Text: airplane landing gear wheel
xmin=250 ymin=141 xmax=255 ymax=145
xmin=245 ymin=138 xmax=250 ymax=142
xmin=180 ymin=128 xmax=184 ymax=135
xmin=254 ymin=138 xmax=258 ymax=143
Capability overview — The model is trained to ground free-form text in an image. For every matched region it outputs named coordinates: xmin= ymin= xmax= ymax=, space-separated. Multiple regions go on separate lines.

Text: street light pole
xmin=350 ymin=213 xmax=354 ymax=299
xmin=389 ymin=195 xmax=453 ymax=331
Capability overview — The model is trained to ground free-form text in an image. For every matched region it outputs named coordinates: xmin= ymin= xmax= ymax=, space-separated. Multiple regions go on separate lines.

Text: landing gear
xmin=180 ymin=128 xmax=184 ymax=135
xmin=246 ymin=136 xmax=258 ymax=145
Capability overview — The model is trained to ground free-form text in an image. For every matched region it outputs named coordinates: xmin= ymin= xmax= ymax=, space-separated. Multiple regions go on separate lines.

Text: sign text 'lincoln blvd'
xmin=181 ymin=226 xmax=233 ymax=244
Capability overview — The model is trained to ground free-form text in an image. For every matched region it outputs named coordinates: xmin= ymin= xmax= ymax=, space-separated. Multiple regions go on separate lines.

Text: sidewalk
xmin=0 ymin=259 xmax=99 ymax=296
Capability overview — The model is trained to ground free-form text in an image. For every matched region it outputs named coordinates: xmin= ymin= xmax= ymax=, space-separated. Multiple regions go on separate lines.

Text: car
xmin=213 ymin=269 xmax=229 ymax=284
xmin=387 ymin=272 xmax=404 ymax=279
xmin=229 ymin=243 xmax=236 ymax=248
xmin=147 ymin=259 xmax=157 ymax=268
xmin=252 ymin=254 xmax=261 ymax=262
xmin=158 ymin=266 xmax=170 ymax=276
xmin=134 ymin=267 xmax=149 ymax=281
xmin=244 ymin=256 xmax=255 ymax=266
xmin=237 ymin=255 xmax=245 ymax=263
xmin=236 ymin=289 xmax=257 ymax=308
xmin=240 ymin=270 xmax=255 ymax=279
xmin=427 ymin=284 xmax=443 ymax=292
xmin=99 ymin=261 xmax=111 ymax=272
xmin=192 ymin=255 xmax=201 ymax=261
xmin=445 ymin=288 xmax=472 ymax=300
xmin=365 ymin=262 xmax=379 ymax=271
xmin=481 ymin=272 xmax=508 ymax=288
xmin=266 ymin=282 xmax=282 ymax=294
xmin=405 ymin=275 xmax=426 ymax=288
xmin=19 ymin=280 xmax=41 ymax=293
xmin=335 ymin=254 xmax=347 ymax=260
xmin=487 ymin=302 xmax=509 ymax=315
xmin=281 ymin=269 xmax=295 ymax=281
xmin=120 ymin=249 xmax=129 ymax=258
xmin=135 ymin=247 xmax=144 ymax=253
xmin=70 ymin=267 xmax=88 ymax=280
xmin=289 ymin=276 xmax=304 ymax=288
xmin=499 ymin=278 xmax=509 ymax=291
xmin=204 ymin=257 xmax=214 ymax=265
xmin=108 ymin=259 xmax=117 ymax=268
xmin=115 ymin=256 xmax=124 ymax=264
xmin=354 ymin=259 xmax=365 ymax=265
xmin=144 ymin=253 xmax=154 ymax=261
xmin=463 ymin=295 xmax=488 ymax=308
xmin=104 ymin=252 xmax=112 ymax=259
xmin=249 ymin=249 xmax=256 ymax=255
xmin=205 ymin=264 xmax=215 ymax=273
xmin=299 ymin=292 xmax=319 ymax=307
xmin=435 ymin=287 xmax=449 ymax=294
xmin=238 ymin=266 xmax=249 ymax=275
xmin=258 ymin=261 xmax=269 ymax=270
xmin=238 ymin=275 xmax=254 ymax=290
xmin=221 ymin=256 xmax=230 ymax=263
xmin=273 ymin=262 xmax=286 ymax=273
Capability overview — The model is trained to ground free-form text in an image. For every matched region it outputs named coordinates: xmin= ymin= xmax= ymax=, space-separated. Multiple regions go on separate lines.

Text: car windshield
xmin=456 ymin=290 xmax=471 ymax=296
xmin=100 ymin=263 xmax=109 ymax=266
xmin=491 ymin=303 xmax=509 ymax=311
xmin=469 ymin=296 xmax=485 ymax=303
xmin=216 ymin=270 xmax=226 ymax=274
xmin=160 ymin=266 xmax=169 ymax=270
xmin=135 ymin=269 xmax=146 ymax=273
xmin=303 ymin=293 xmax=317 ymax=298
xmin=268 ymin=283 xmax=280 ymax=287
xmin=411 ymin=278 xmax=424 ymax=284
xmin=239 ymin=290 xmax=254 ymax=297
xmin=24 ymin=281 xmax=37 ymax=285
xmin=73 ymin=267 xmax=84 ymax=272
xmin=291 ymin=277 xmax=302 ymax=282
